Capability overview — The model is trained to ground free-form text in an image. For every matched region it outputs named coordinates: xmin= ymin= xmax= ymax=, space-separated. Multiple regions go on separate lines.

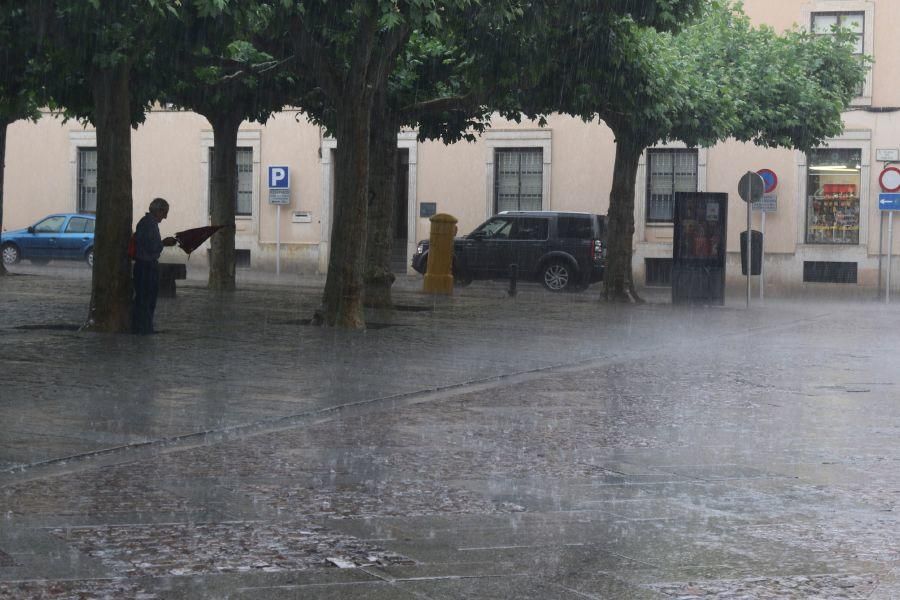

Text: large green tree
xmin=547 ymin=1 xmax=867 ymax=301
xmin=30 ymin=0 xmax=180 ymax=331
xmin=279 ymin=0 xmax=438 ymax=328
xmin=363 ymin=30 xmax=494 ymax=309
xmin=164 ymin=2 xmax=300 ymax=291
xmin=361 ymin=0 xmax=708 ymax=310
xmin=0 ymin=4 xmax=44 ymax=277
xmin=280 ymin=0 xmax=705 ymax=327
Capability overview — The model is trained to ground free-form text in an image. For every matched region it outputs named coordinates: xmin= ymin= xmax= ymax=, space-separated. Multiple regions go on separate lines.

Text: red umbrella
xmin=174 ymin=225 xmax=226 ymax=254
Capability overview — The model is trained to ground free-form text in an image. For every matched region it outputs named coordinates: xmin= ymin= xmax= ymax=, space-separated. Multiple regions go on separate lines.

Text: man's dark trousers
xmin=132 ymin=259 xmax=159 ymax=334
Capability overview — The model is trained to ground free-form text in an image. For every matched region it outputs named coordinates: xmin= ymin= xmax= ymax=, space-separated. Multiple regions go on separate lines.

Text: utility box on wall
xmin=672 ymin=192 xmax=728 ymax=305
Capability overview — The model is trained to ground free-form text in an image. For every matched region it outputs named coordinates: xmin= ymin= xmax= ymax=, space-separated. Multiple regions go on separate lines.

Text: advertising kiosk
xmin=672 ymin=192 xmax=728 ymax=305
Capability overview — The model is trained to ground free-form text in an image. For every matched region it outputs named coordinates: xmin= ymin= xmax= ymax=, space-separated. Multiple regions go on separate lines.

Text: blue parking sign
xmin=268 ymin=166 xmax=290 ymax=189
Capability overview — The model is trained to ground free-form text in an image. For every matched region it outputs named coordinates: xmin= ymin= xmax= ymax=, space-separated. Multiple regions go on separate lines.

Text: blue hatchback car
xmin=1 ymin=213 xmax=96 ymax=267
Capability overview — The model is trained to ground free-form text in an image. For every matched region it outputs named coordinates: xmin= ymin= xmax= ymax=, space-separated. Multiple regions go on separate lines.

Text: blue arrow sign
xmin=879 ymin=193 xmax=900 ymax=211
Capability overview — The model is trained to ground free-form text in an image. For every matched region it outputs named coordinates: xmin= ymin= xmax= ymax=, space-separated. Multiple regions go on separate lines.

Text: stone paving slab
xmin=3 ymin=269 xmax=900 ymax=597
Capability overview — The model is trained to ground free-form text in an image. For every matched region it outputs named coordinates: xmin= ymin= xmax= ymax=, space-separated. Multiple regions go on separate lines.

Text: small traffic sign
xmin=268 ymin=189 xmax=291 ymax=205
xmin=757 ymin=169 xmax=778 ymax=194
xmin=738 ymin=171 xmax=765 ymax=203
xmin=879 ymin=166 xmax=900 ymax=193
xmin=879 ymin=193 xmax=900 ymax=211
xmin=268 ymin=166 xmax=290 ymax=189
xmin=753 ymin=193 xmax=777 ymax=213
xmin=877 ymin=148 xmax=900 ymax=162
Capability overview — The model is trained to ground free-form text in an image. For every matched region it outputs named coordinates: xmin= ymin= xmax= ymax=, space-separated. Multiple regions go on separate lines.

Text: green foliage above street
xmin=562 ymin=0 xmax=870 ymax=301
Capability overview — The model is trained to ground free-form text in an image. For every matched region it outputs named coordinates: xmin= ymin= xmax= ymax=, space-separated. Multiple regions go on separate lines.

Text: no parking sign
xmin=757 ymin=169 xmax=777 ymax=193
xmin=754 ymin=169 xmax=777 ymax=213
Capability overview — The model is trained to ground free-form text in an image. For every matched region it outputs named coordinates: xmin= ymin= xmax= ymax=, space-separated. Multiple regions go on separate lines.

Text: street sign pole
xmin=267 ymin=166 xmax=291 ymax=277
xmin=887 ymin=211 xmax=894 ymax=304
xmin=746 ymin=178 xmax=751 ymax=309
xmin=878 ymin=212 xmax=884 ymax=300
xmin=878 ymin=182 xmax=900 ymax=303
xmin=276 ymin=204 xmax=281 ymax=276
xmin=760 ymin=211 xmax=766 ymax=300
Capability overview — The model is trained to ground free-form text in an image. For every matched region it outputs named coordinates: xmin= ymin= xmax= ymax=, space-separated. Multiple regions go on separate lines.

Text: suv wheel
xmin=453 ymin=263 xmax=472 ymax=287
xmin=2 ymin=243 xmax=21 ymax=265
xmin=541 ymin=260 xmax=574 ymax=292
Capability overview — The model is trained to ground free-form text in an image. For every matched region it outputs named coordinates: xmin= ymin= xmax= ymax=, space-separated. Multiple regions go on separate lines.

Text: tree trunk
xmin=0 ymin=117 xmax=8 ymax=277
xmin=603 ymin=135 xmax=644 ymax=303
xmin=317 ymin=97 xmax=371 ymax=328
xmin=364 ymin=90 xmax=400 ymax=309
xmin=85 ymin=64 xmax=134 ymax=332
xmin=206 ymin=112 xmax=241 ymax=292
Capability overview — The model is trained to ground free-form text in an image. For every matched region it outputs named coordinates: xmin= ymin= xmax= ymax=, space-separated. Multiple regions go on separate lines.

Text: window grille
xmin=647 ymin=149 xmax=697 ymax=223
xmin=803 ymin=261 xmax=857 ymax=284
xmin=77 ymin=148 xmax=97 ymax=214
xmin=208 ymin=147 xmax=254 ymax=216
xmin=645 ymin=258 xmax=673 ymax=286
xmin=495 ymin=148 xmax=542 ymax=213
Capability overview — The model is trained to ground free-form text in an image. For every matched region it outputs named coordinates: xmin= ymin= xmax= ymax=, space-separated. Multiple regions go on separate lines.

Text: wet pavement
xmin=1 ymin=264 xmax=899 ymax=598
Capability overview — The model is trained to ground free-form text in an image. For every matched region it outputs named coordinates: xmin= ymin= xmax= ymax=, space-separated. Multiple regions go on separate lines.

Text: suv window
xmin=474 ymin=217 xmax=514 ymax=239
xmin=557 ymin=215 xmax=595 ymax=239
xmin=510 ymin=218 xmax=549 ymax=240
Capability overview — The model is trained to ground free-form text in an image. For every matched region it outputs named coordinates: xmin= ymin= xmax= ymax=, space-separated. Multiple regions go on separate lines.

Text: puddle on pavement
xmin=275 ymin=319 xmax=408 ymax=330
xmin=391 ymin=305 xmax=433 ymax=312
xmin=13 ymin=324 xmax=81 ymax=331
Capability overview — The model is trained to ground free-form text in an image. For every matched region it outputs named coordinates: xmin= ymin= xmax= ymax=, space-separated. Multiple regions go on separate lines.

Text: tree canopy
xmin=536 ymin=0 xmax=868 ymax=301
xmin=0 ymin=4 xmax=46 ymax=276
xmin=161 ymin=1 xmax=301 ymax=291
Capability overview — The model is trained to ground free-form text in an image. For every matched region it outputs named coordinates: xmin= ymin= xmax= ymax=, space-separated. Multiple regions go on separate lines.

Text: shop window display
xmin=806 ymin=149 xmax=861 ymax=245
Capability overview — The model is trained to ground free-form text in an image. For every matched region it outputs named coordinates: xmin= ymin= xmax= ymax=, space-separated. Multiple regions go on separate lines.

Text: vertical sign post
xmin=888 ymin=211 xmax=894 ymax=304
xmin=746 ymin=183 xmax=751 ymax=308
xmin=267 ymin=166 xmax=291 ymax=276
xmin=738 ymin=171 xmax=765 ymax=309
xmin=755 ymin=169 xmax=778 ymax=301
xmin=879 ymin=193 xmax=900 ymax=304
xmin=879 ymin=166 xmax=900 ymax=304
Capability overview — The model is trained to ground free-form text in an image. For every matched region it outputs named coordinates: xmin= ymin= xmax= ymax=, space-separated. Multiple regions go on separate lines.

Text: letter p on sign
xmin=268 ymin=166 xmax=290 ymax=189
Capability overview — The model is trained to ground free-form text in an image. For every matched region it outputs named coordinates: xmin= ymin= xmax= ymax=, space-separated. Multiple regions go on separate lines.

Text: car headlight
xmin=416 ymin=242 xmax=426 ymax=255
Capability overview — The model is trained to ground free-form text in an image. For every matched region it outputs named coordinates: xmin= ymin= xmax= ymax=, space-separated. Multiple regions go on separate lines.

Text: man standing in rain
xmin=132 ymin=197 xmax=177 ymax=334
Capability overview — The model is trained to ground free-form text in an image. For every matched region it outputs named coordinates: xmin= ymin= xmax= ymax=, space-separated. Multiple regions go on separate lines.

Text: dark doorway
xmin=391 ymin=149 xmax=410 ymax=273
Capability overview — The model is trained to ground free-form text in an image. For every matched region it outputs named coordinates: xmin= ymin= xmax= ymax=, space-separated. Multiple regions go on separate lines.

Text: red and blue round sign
xmin=757 ymin=169 xmax=778 ymax=194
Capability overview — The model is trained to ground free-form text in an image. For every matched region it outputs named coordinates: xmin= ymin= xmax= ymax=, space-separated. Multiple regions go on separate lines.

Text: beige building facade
xmin=4 ymin=0 xmax=897 ymax=292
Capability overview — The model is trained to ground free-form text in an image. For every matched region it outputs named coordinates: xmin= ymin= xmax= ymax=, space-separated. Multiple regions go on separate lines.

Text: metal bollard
xmin=507 ymin=263 xmax=518 ymax=297
xmin=423 ymin=213 xmax=457 ymax=295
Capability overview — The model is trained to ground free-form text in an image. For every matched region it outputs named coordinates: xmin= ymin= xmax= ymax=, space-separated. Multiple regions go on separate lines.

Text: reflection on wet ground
xmin=1 ymin=268 xmax=899 ymax=598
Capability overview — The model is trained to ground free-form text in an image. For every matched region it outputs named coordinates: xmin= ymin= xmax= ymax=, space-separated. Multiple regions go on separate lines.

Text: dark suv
xmin=412 ymin=211 xmax=607 ymax=292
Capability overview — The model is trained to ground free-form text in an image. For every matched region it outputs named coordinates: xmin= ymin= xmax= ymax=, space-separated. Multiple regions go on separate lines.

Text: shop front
xmin=805 ymin=148 xmax=862 ymax=246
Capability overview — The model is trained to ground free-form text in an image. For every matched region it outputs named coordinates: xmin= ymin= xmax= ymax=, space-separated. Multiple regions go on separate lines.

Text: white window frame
xmin=484 ymin=130 xmax=551 ymax=218
xmin=398 ymin=131 xmax=419 ymax=273
xmin=319 ymin=132 xmax=418 ymax=274
xmin=68 ymin=131 xmax=96 ymax=214
xmin=200 ymin=130 xmax=261 ymax=221
xmin=493 ymin=147 xmax=545 ymax=213
xmin=635 ymin=142 xmax=708 ymax=239
xmin=802 ymin=1 xmax=874 ymax=106
xmin=644 ymin=148 xmax=701 ymax=224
